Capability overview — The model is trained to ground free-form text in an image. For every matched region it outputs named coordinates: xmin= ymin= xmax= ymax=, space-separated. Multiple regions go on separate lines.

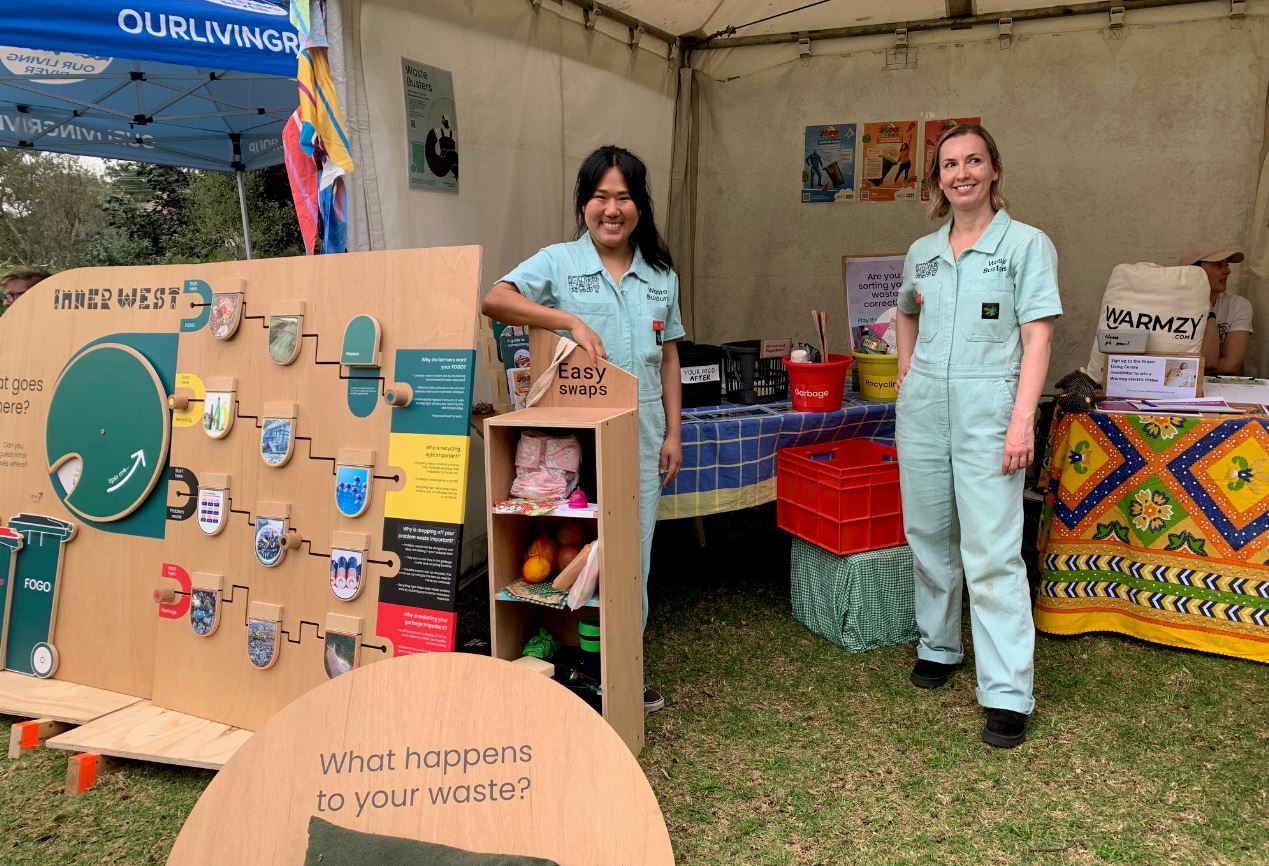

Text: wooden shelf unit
xmin=484 ymin=406 xmax=643 ymax=755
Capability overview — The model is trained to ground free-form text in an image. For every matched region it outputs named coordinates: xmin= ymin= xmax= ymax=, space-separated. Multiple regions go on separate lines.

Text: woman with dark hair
xmin=895 ymin=123 xmax=1062 ymax=748
xmin=481 ymin=145 xmax=684 ymax=714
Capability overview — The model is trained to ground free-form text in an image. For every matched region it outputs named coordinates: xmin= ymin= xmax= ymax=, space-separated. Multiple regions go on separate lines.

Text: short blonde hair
xmin=925 ymin=123 xmax=1008 ymax=220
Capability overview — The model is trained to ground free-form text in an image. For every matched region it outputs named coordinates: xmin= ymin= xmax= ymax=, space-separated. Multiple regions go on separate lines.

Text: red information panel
xmin=377 ymin=602 xmax=456 ymax=655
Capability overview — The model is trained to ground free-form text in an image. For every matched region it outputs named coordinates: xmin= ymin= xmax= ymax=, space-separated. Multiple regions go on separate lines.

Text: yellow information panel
xmin=385 ymin=433 xmax=469 ymax=524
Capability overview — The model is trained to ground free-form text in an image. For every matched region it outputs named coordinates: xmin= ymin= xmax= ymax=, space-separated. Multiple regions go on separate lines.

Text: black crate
xmin=676 ymin=341 xmax=723 ymax=408
xmin=722 ymin=340 xmax=789 ymax=404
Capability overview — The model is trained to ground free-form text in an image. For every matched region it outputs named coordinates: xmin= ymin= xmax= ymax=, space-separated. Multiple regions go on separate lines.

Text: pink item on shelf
xmin=544 ymin=436 xmax=582 ymax=472
xmin=568 ymin=488 xmax=589 ymax=509
xmin=509 ymin=431 xmax=582 ymax=500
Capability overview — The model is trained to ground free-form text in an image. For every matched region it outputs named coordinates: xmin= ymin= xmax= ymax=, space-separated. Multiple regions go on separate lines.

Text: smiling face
xmin=1199 ymin=259 xmax=1231 ymax=295
xmin=583 ymin=167 xmax=640 ymax=253
xmin=935 ymin=132 xmax=999 ymax=216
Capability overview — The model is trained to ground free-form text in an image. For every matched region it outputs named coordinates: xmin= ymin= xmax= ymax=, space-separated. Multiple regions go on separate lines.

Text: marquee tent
xmin=0 ymin=0 xmax=301 ymax=256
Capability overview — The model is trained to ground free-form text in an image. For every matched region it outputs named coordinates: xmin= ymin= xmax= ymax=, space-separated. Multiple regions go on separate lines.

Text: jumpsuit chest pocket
xmin=913 ymin=280 xmax=939 ymax=343
xmin=640 ymin=301 xmax=669 ymax=365
xmin=961 ymin=278 xmax=1016 ymax=342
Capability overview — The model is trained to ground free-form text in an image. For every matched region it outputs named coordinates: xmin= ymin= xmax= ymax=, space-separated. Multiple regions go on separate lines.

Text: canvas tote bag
xmin=1083 ymin=263 xmax=1210 ymax=382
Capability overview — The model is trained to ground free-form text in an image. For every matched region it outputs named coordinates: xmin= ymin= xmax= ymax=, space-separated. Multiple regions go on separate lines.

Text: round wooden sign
xmin=168 ymin=653 xmax=673 ymax=865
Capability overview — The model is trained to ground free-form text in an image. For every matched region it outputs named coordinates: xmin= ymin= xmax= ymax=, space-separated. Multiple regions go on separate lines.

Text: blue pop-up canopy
xmin=0 ymin=0 xmax=296 ymax=173
xmin=0 ymin=0 xmax=301 ymax=256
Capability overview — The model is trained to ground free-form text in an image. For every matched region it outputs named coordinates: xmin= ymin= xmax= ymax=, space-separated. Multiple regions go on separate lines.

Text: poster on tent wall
xmin=402 ymin=59 xmax=458 ymax=194
xmin=843 ymin=255 xmax=904 ymax=354
xmin=858 ymin=121 xmax=918 ymax=203
xmin=801 ymin=123 xmax=856 ymax=203
xmin=920 ymin=116 xmax=982 ymax=202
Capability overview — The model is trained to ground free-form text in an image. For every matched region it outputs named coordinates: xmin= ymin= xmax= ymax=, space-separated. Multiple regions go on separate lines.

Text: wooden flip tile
xmin=45 ymin=700 xmax=253 ymax=770
xmin=0 ymin=671 xmax=141 ymax=724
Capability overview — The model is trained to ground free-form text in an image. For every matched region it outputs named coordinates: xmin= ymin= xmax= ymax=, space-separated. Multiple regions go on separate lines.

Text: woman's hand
xmin=659 ymin=433 xmax=682 ymax=486
xmin=1002 ymin=415 xmax=1034 ymax=475
xmin=568 ymin=317 xmax=606 ymax=365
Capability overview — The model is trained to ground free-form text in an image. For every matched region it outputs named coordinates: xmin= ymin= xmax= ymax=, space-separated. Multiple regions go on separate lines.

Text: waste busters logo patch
xmin=566 ymin=274 xmax=602 ymax=295
xmin=981 ymin=303 xmax=1000 ymax=320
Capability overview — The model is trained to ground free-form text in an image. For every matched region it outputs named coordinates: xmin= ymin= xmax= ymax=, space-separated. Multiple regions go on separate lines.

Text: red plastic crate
xmin=776 ymin=439 xmax=905 ymax=555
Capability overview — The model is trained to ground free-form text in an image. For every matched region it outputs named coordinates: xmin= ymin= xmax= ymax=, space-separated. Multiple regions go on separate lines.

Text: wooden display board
xmin=0 ymin=248 xmax=481 ymax=734
xmin=168 ymin=653 xmax=674 ymax=865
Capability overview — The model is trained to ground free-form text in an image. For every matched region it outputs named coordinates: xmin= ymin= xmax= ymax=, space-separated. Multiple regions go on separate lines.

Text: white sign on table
xmin=1104 ymin=353 xmax=1204 ymax=400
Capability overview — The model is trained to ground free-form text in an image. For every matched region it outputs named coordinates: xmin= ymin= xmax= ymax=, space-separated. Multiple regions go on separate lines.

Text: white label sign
xmin=681 ymin=364 xmax=720 ymax=384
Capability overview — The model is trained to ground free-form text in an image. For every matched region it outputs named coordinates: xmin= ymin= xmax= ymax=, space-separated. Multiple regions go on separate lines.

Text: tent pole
xmin=236 ymin=169 xmax=254 ymax=260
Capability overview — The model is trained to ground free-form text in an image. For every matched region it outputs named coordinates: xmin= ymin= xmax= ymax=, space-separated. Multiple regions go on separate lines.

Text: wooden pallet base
xmin=0 ymin=671 xmax=141 ymax=725
xmin=46 ymin=701 xmax=253 ymax=770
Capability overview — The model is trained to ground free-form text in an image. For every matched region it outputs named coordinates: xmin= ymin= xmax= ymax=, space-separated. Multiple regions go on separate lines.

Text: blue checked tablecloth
xmin=658 ymin=389 xmax=896 ymax=520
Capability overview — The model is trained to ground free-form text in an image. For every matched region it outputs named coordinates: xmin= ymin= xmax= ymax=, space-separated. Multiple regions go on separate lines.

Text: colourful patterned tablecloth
xmin=658 ymin=393 xmax=896 ymax=520
xmin=1036 ymin=410 xmax=1269 ymax=663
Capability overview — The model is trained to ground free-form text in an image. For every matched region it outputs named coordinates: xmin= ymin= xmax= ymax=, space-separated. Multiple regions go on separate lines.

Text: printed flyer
xmin=403 ymin=58 xmax=458 ymax=194
xmin=920 ymin=116 xmax=982 ymax=202
xmin=843 ymin=255 xmax=905 ymax=354
xmin=859 ymin=121 xmax=917 ymax=202
xmin=801 ymin=123 xmax=857 ymax=203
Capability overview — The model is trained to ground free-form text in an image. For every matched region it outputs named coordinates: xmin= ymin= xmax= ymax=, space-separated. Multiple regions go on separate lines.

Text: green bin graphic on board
xmin=1 ymin=514 xmax=76 ymax=678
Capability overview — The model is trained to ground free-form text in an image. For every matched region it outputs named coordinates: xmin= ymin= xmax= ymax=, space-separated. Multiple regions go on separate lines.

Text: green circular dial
xmin=46 ymin=344 xmax=171 ymax=523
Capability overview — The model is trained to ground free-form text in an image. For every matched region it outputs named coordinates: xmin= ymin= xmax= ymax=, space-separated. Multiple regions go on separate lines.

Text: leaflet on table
xmin=1130 ymin=397 xmax=1241 ymax=414
xmin=683 ymin=405 xmax=779 ymax=422
xmin=1202 ymin=377 xmax=1269 ymax=404
xmin=1097 ymin=397 xmax=1241 ymax=416
xmin=1097 ymin=400 xmax=1202 ymax=417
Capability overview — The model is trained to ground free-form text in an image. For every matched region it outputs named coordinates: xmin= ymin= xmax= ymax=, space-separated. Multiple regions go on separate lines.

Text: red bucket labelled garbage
xmin=783 ymin=354 xmax=853 ymax=412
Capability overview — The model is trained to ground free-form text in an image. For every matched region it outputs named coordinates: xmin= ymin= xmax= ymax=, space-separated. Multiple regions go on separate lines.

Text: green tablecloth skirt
xmin=790 ymin=539 xmax=917 ymax=652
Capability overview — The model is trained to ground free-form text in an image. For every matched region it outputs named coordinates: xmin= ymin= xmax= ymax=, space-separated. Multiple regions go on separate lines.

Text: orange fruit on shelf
xmin=525 ymin=534 xmax=557 ymax=562
xmin=556 ymin=521 xmax=587 ymax=547
xmin=521 ymin=553 xmax=553 ymax=584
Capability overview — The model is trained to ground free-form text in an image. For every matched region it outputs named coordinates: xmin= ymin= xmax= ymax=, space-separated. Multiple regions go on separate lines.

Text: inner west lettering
xmin=53 ymin=286 xmax=181 ymax=311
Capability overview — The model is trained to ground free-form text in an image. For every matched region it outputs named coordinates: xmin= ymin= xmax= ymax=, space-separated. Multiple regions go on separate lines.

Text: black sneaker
xmin=909 ymin=659 xmax=957 ymax=689
xmin=643 ymin=686 xmax=665 ymax=714
xmin=981 ymin=708 xmax=1028 ymax=748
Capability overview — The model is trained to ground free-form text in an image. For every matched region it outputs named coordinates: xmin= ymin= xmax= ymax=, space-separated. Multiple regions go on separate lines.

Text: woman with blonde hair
xmin=895 ymin=124 xmax=1062 ymax=748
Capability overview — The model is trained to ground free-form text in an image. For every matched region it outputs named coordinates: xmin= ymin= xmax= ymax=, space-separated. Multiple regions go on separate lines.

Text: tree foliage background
xmin=1 ymin=152 xmax=302 ymax=279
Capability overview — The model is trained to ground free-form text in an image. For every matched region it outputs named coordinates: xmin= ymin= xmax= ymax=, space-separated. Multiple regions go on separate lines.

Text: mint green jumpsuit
xmin=500 ymin=233 xmax=685 ymax=628
xmin=895 ymin=210 xmax=1062 ymax=714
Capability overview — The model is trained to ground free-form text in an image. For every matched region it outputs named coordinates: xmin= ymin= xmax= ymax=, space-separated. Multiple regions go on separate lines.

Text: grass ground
xmin=1 ymin=506 xmax=1266 ymax=865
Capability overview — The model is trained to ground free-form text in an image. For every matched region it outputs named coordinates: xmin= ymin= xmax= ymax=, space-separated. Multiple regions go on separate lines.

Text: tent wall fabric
xmin=682 ymin=4 xmax=1269 ymax=380
xmin=338 ymin=0 xmax=678 ymax=282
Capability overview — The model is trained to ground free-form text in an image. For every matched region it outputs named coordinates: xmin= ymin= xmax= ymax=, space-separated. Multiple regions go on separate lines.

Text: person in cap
xmin=1181 ymin=243 xmax=1252 ymax=375
xmin=1 ymin=267 xmax=50 ymax=313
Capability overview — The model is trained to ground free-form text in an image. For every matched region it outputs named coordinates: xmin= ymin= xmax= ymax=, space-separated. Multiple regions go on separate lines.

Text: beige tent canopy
xmin=330 ymin=0 xmax=1267 ymax=379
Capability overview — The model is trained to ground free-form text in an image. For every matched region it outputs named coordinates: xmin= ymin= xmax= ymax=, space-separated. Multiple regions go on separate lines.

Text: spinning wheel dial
xmin=45 ymin=344 xmax=171 ymax=522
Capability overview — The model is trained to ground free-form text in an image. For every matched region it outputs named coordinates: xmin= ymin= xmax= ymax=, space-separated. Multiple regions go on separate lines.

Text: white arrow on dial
xmin=107 ymin=449 xmax=147 ymax=493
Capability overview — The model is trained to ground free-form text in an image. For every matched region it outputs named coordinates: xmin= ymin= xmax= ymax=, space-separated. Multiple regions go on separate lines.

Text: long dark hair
xmin=573 ymin=145 xmax=674 ymax=272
